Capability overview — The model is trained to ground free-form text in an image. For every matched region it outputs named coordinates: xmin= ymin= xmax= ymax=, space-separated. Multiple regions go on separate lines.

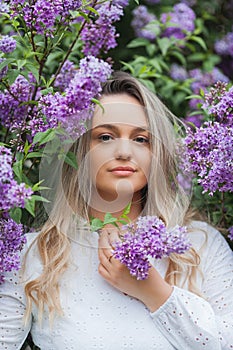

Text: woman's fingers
xmin=98 ymin=227 xmax=122 ymax=267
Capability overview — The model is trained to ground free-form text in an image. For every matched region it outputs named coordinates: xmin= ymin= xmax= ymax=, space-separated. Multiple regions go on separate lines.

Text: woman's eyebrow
xmin=92 ymin=124 xmax=149 ymax=132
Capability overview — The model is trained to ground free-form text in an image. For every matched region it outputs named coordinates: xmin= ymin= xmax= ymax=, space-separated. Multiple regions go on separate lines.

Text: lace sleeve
xmin=150 ymin=224 xmax=233 ymax=350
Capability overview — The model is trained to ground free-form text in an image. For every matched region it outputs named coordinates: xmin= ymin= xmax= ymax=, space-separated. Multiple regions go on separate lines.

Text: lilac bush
xmin=0 ymin=146 xmax=32 ymax=283
xmin=181 ymin=82 xmax=233 ymax=238
xmin=0 ymin=0 xmax=128 ymax=284
xmin=113 ymin=216 xmax=190 ymax=280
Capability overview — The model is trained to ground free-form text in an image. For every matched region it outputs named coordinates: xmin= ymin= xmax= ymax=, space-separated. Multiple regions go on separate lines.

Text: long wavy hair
xmin=24 ymin=72 xmax=201 ymax=322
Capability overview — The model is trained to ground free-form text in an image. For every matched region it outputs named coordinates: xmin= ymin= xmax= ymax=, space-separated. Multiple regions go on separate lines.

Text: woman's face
xmin=89 ymin=94 xmax=151 ymax=206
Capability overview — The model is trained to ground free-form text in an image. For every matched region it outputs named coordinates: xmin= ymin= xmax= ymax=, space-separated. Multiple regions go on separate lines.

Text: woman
xmin=0 ymin=72 xmax=233 ymax=349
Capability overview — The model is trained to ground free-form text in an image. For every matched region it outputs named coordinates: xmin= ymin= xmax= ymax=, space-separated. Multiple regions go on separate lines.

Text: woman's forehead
xmin=92 ymin=95 xmax=148 ymax=129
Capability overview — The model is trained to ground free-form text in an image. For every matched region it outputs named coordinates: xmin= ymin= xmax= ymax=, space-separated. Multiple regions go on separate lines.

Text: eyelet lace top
xmin=0 ymin=221 xmax=233 ymax=350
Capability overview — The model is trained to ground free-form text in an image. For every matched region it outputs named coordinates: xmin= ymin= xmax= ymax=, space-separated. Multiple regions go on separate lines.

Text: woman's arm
xmin=0 ymin=269 xmax=32 ymax=349
xmin=98 ymin=224 xmax=233 ymax=350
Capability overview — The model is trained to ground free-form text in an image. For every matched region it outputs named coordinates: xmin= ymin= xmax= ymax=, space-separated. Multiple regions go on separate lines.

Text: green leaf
xmin=120 ymin=61 xmax=135 ymax=74
xmin=32 ymin=180 xmax=50 ymax=192
xmin=9 ymin=207 xmax=22 ymax=223
xmin=23 ymin=140 xmax=32 ymax=156
xmin=26 ymin=152 xmax=44 ymax=159
xmin=122 ymin=202 xmax=131 ymax=216
xmin=187 ymin=52 xmax=206 ymax=62
xmin=17 ymin=59 xmax=27 ymax=70
xmin=25 ymin=63 xmax=40 ymax=83
xmin=31 ymin=194 xmax=50 ymax=203
xmin=189 ymin=36 xmax=207 ymax=51
xmin=127 ymin=38 xmax=149 ymax=49
xmin=157 ymin=37 xmax=171 ymax=56
xmin=25 ymin=198 xmax=36 ymax=217
xmin=64 ymin=151 xmax=78 ymax=170
xmin=78 ymin=11 xmax=91 ymax=22
xmin=13 ymin=160 xmax=23 ymax=182
xmin=33 ymin=129 xmax=56 ymax=145
xmin=7 ymin=69 xmax=21 ymax=84
xmin=40 ymin=87 xmax=54 ymax=96
xmin=169 ymin=50 xmax=186 ymax=65
xmin=149 ymin=58 xmax=162 ymax=73
xmin=90 ymin=218 xmax=104 ymax=232
xmin=86 ymin=6 xmax=99 ymax=16
xmin=0 ymin=58 xmax=15 ymax=70
xmin=103 ymin=213 xmax=118 ymax=225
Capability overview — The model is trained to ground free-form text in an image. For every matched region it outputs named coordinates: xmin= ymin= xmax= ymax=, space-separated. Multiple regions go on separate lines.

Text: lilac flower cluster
xmin=113 ymin=216 xmax=190 ymax=280
xmin=188 ymin=67 xmax=229 ymax=111
xmin=170 ymin=63 xmax=189 ymax=81
xmin=81 ymin=2 xmax=127 ymax=57
xmin=161 ymin=3 xmax=196 ymax=39
xmin=214 ymin=30 xmax=233 ymax=57
xmin=54 ymin=60 xmax=76 ymax=91
xmin=0 ymin=75 xmax=32 ymax=129
xmin=0 ymin=74 xmax=58 ymax=137
xmin=0 ymin=217 xmax=26 ymax=284
xmin=40 ymin=56 xmax=112 ymax=138
xmin=203 ymin=84 xmax=233 ymax=126
xmin=131 ymin=6 xmax=157 ymax=41
xmin=182 ymin=83 xmax=233 ymax=195
xmin=6 ymin=0 xmax=82 ymax=36
xmin=0 ymin=146 xmax=32 ymax=210
xmin=183 ymin=122 xmax=233 ymax=194
xmin=0 ymin=35 xmax=17 ymax=53
xmin=131 ymin=2 xmax=195 ymax=41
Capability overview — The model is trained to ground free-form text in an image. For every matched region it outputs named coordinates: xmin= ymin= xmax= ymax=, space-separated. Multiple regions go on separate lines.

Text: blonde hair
xmin=24 ymin=72 xmax=201 ymax=321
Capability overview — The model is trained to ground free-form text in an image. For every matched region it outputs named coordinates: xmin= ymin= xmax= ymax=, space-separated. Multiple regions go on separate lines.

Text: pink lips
xmin=110 ymin=166 xmax=136 ymax=176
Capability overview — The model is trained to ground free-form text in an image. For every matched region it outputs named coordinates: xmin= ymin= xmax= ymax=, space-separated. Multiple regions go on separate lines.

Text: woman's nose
xmin=114 ymin=138 xmax=132 ymax=160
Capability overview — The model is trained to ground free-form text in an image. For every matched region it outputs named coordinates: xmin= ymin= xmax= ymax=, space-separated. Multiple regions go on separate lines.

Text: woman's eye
xmin=98 ymin=134 xmax=113 ymax=142
xmin=134 ymin=136 xmax=149 ymax=144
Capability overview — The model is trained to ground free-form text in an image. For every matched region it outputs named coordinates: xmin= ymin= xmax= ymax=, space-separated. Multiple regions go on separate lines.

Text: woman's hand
xmin=98 ymin=227 xmax=173 ymax=312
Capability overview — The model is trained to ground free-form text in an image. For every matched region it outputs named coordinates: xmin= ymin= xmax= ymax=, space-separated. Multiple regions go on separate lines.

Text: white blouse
xmin=0 ymin=221 xmax=233 ymax=350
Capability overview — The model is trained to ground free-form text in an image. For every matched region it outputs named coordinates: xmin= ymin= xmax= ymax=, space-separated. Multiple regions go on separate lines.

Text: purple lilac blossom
xmin=81 ymin=3 xmax=124 ymax=57
xmin=188 ymin=68 xmax=229 ymax=111
xmin=0 ymin=146 xmax=33 ymax=211
xmin=131 ymin=6 xmax=157 ymax=41
xmin=0 ymin=35 xmax=17 ymax=53
xmin=0 ymin=74 xmax=57 ymax=134
xmin=161 ymin=3 xmax=196 ymax=39
xmin=0 ymin=217 xmax=26 ymax=284
xmin=203 ymin=83 xmax=233 ymax=126
xmin=228 ymin=226 xmax=233 ymax=241
xmin=0 ymin=57 xmax=8 ymax=79
xmin=111 ymin=0 xmax=129 ymax=7
xmin=182 ymin=122 xmax=233 ymax=195
xmin=0 ymin=75 xmax=33 ymax=128
xmin=215 ymin=31 xmax=233 ymax=57
xmin=54 ymin=60 xmax=76 ymax=91
xmin=184 ymin=114 xmax=203 ymax=128
xmin=0 ymin=0 xmax=9 ymax=12
xmin=40 ymin=56 xmax=112 ymax=139
xmin=170 ymin=64 xmax=188 ymax=81
xmin=113 ymin=216 xmax=190 ymax=280
xmin=8 ymin=0 xmax=82 ymax=36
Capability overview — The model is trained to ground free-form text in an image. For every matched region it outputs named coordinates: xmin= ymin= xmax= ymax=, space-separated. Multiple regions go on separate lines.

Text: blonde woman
xmin=0 ymin=72 xmax=233 ymax=349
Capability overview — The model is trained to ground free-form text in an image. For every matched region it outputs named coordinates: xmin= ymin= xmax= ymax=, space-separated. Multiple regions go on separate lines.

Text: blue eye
xmin=98 ymin=134 xmax=113 ymax=142
xmin=134 ymin=136 xmax=149 ymax=144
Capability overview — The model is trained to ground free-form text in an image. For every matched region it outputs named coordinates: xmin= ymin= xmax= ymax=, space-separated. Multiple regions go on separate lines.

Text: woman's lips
xmin=110 ymin=166 xmax=136 ymax=176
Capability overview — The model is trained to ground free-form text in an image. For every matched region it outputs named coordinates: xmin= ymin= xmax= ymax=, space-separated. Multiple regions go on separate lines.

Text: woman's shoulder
xmin=188 ymin=220 xmax=232 ymax=257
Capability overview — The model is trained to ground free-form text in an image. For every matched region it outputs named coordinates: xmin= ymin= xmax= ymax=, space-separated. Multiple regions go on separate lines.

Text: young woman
xmin=1 ymin=72 xmax=233 ymax=350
